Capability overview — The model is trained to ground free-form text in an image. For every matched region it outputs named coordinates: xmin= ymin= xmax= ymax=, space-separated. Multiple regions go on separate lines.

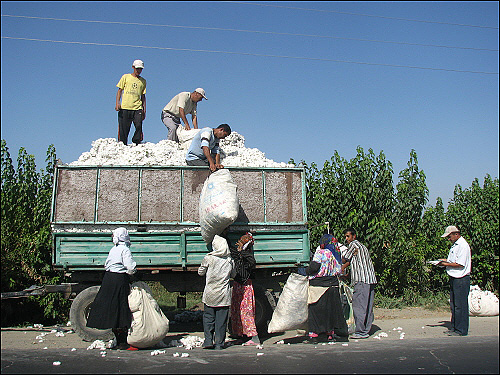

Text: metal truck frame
xmin=16 ymin=165 xmax=311 ymax=341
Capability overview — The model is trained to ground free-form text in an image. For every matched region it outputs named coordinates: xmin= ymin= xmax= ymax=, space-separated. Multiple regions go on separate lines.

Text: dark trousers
xmin=118 ymin=109 xmax=143 ymax=145
xmin=352 ymin=282 xmax=375 ymax=336
xmin=203 ymin=304 xmax=229 ymax=348
xmin=450 ymin=275 xmax=470 ymax=335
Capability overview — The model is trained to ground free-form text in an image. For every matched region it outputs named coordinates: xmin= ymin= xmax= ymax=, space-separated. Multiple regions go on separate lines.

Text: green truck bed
xmin=51 ymin=165 xmax=310 ymax=272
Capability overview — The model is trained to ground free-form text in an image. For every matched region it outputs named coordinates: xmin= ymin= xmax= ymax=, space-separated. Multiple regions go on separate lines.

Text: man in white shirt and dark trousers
xmin=438 ymin=225 xmax=471 ymax=336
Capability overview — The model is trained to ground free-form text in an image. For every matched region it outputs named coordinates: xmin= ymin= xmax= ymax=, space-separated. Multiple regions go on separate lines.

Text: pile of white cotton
xmin=69 ymin=132 xmax=294 ymax=168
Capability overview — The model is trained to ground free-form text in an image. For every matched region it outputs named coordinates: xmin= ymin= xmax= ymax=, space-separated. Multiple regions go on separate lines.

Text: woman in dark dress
xmin=305 ymin=234 xmax=349 ymax=343
xmin=86 ymin=227 xmax=137 ymax=350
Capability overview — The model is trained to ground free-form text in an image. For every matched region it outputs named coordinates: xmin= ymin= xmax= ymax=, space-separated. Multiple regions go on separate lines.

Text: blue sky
xmin=1 ymin=1 xmax=498 ymax=207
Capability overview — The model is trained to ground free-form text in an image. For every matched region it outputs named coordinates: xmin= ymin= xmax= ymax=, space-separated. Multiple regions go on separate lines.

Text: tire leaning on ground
xmin=69 ymin=286 xmax=114 ymax=342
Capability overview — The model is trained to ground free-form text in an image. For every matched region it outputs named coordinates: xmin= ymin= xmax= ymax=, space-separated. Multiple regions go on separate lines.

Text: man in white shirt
xmin=438 ymin=225 xmax=471 ymax=336
xmin=161 ymin=88 xmax=207 ymax=142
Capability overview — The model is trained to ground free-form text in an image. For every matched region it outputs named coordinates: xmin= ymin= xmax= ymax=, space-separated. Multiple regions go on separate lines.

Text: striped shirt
xmin=344 ymin=240 xmax=377 ymax=285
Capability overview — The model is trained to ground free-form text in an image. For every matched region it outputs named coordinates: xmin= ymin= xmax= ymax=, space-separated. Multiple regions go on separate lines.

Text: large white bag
xmin=177 ymin=126 xmax=200 ymax=150
xmin=199 ymin=169 xmax=239 ymax=244
xmin=469 ymin=285 xmax=499 ymax=316
xmin=268 ymin=273 xmax=309 ymax=333
xmin=127 ymin=285 xmax=170 ymax=348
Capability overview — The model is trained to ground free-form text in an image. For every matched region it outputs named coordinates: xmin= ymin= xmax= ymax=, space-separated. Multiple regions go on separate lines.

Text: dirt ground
xmin=1 ymin=307 xmax=498 ymax=351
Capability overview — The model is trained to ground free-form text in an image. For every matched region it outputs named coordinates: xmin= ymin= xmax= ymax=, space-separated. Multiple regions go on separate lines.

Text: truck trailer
xmin=48 ymin=164 xmax=310 ymax=341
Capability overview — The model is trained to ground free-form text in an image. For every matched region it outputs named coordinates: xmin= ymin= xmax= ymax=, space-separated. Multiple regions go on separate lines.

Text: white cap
xmin=133 ymin=59 xmax=144 ymax=69
xmin=441 ymin=225 xmax=459 ymax=238
xmin=195 ymin=88 xmax=207 ymax=100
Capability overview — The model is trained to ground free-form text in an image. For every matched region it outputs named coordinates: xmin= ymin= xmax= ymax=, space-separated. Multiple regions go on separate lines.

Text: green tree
xmin=379 ymin=150 xmax=430 ymax=299
xmin=1 ymin=140 xmax=69 ymax=324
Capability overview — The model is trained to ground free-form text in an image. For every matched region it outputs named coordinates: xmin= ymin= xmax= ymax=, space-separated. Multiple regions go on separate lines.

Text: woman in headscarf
xmin=86 ymin=227 xmax=137 ymax=350
xmin=229 ymin=232 xmax=261 ymax=346
xmin=305 ymin=233 xmax=349 ymax=344
xmin=198 ymin=235 xmax=235 ymax=350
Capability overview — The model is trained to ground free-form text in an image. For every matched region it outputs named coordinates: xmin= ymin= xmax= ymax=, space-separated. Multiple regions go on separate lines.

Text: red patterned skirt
xmin=231 ymin=279 xmax=258 ymax=337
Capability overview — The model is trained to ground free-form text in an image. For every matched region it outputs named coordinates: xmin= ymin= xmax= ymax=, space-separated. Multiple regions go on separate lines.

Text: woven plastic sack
xmin=199 ymin=169 xmax=239 ymax=244
xmin=177 ymin=126 xmax=200 ymax=150
xmin=468 ymin=285 xmax=499 ymax=316
xmin=127 ymin=285 xmax=170 ymax=348
xmin=268 ymin=273 xmax=309 ymax=333
xmin=339 ymin=280 xmax=356 ymax=334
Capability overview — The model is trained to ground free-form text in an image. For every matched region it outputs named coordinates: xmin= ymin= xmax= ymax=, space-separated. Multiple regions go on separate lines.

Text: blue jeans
xmin=450 ymin=275 xmax=470 ymax=335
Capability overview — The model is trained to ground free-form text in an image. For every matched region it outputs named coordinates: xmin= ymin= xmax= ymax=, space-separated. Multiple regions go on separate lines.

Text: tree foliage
xmin=1 ymin=140 xmax=70 ymax=324
xmin=1 ymin=139 xmax=497 ymax=326
xmin=302 ymin=147 xmax=499 ymax=299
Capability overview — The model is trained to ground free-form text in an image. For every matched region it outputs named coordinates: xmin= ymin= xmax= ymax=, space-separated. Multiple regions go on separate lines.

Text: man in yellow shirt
xmin=115 ymin=59 xmax=147 ymax=145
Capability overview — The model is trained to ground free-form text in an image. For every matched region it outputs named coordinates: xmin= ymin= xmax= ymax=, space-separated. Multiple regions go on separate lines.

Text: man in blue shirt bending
xmin=186 ymin=124 xmax=231 ymax=172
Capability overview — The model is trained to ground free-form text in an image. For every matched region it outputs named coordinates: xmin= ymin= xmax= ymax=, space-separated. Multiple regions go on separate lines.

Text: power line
xmin=2 ymin=36 xmax=498 ymax=75
xmin=226 ymin=1 xmax=499 ymax=30
xmin=1 ymin=14 xmax=498 ymax=52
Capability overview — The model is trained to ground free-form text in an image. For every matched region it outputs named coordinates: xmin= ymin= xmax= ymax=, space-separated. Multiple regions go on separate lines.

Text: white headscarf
xmin=209 ymin=235 xmax=230 ymax=257
xmin=112 ymin=227 xmax=131 ymax=246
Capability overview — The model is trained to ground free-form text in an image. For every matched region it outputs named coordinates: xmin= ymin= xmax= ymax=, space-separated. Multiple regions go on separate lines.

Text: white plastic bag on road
xmin=199 ymin=169 xmax=239 ymax=244
xmin=127 ymin=285 xmax=170 ymax=348
xmin=469 ymin=285 xmax=499 ymax=316
xmin=268 ymin=273 xmax=309 ymax=333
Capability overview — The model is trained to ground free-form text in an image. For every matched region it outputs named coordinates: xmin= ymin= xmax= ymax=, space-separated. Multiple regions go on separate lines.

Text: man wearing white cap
xmin=115 ymin=59 xmax=147 ymax=145
xmin=161 ymin=88 xmax=207 ymax=142
xmin=438 ymin=225 xmax=471 ymax=336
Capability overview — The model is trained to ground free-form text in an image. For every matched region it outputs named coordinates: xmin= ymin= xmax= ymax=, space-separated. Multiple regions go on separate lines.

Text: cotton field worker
xmin=185 ymin=124 xmax=231 ymax=172
xmin=86 ymin=227 xmax=138 ymax=351
xmin=161 ymin=88 xmax=207 ymax=142
xmin=115 ymin=60 xmax=147 ymax=145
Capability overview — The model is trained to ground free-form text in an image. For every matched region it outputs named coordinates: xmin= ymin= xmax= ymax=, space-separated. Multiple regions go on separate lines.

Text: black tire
xmin=253 ymin=286 xmax=276 ymax=336
xmin=69 ymin=286 xmax=114 ymax=342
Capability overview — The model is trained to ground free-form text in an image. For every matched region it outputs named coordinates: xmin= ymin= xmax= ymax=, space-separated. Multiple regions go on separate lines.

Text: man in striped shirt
xmin=342 ymin=228 xmax=377 ymax=339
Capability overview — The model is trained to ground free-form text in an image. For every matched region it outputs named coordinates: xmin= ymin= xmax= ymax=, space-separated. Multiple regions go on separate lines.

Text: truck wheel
xmin=253 ymin=286 xmax=276 ymax=336
xmin=69 ymin=286 xmax=114 ymax=342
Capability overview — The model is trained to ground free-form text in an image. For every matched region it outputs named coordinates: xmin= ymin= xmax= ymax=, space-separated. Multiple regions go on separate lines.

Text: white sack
xmin=199 ymin=169 xmax=239 ymax=244
xmin=127 ymin=286 xmax=170 ymax=348
xmin=268 ymin=273 xmax=309 ymax=333
xmin=469 ymin=285 xmax=499 ymax=316
xmin=177 ymin=126 xmax=200 ymax=150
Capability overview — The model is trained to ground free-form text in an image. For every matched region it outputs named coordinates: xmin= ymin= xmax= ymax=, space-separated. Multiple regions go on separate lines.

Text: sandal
xmin=242 ymin=340 xmax=259 ymax=346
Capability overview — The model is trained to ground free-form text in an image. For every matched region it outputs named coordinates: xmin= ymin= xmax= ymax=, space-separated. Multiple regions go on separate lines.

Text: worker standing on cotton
xmin=115 ymin=60 xmax=147 ymax=145
xmin=161 ymin=88 xmax=207 ymax=142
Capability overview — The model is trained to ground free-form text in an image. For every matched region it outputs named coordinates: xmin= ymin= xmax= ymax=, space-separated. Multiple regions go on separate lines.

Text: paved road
xmin=1 ymin=335 xmax=498 ymax=374
xmin=2 ymin=313 xmax=498 ymax=373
